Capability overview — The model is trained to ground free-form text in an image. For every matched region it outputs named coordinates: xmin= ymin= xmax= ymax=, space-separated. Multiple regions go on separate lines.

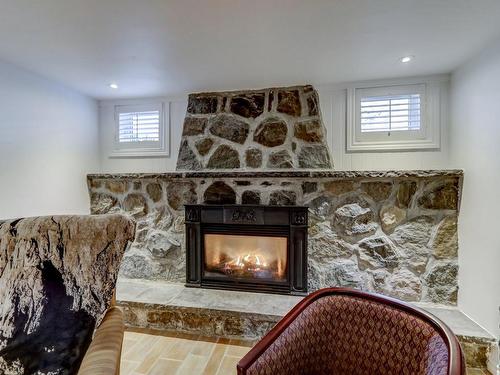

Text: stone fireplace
xmin=86 ymin=85 xmax=497 ymax=372
xmin=185 ymin=204 xmax=308 ymax=295
xmin=87 ymin=84 xmax=462 ymax=306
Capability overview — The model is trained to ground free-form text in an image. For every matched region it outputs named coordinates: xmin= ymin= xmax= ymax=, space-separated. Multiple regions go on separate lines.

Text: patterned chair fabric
xmin=0 ymin=214 xmax=135 ymax=375
xmin=238 ymin=288 xmax=464 ymax=375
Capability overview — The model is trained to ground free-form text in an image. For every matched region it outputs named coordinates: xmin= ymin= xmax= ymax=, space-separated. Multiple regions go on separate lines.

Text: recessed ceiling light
xmin=400 ymin=56 xmax=414 ymax=63
xmin=109 ymin=83 xmax=119 ymax=89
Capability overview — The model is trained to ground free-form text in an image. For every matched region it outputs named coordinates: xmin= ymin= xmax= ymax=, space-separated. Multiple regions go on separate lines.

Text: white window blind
xmin=360 ymin=93 xmax=421 ymax=133
xmin=118 ymin=110 xmax=160 ymax=143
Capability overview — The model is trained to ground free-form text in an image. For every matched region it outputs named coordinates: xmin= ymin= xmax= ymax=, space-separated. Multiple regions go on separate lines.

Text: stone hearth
xmin=116 ymin=278 xmax=496 ymax=372
xmin=88 ymin=169 xmax=462 ymax=305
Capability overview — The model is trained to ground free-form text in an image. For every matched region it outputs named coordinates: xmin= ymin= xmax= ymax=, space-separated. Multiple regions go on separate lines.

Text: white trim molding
xmin=347 ymin=78 xmax=444 ymax=152
xmin=110 ymin=101 xmax=170 ymax=158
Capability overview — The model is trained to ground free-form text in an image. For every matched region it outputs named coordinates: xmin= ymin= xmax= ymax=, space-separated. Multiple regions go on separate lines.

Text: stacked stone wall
xmin=88 ymin=170 xmax=461 ymax=305
xmin=177 ymin=85 xmax=333 ymax=170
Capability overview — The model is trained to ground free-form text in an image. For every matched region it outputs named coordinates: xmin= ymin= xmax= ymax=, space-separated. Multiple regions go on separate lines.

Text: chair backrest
xmin=0 ymin=214 xmax=135 ymax=375
xmin=239 ymin=288 xmax=464 ymax=375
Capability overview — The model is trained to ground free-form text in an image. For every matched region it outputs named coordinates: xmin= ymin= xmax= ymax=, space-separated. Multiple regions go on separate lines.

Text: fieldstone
xmin=135 ymin=227 xmax=149 ymax=243
xmin=460 ymin=339 xmax=491 ymax=370
xmin=309 ymin=222 xmax=354 ymax=259
xmin=182 ymin=117 xmax=207 ymax=136
xmin=245 ymin=148 xmax=262 ymax=168
xmin=308 ymin=196 xmax=335 ymax=219
xmin=241 ymin=191 xmax=261 ymax=205
xmin=418 ymin=181 xmax=459 ymax=210
xmin=207 ymin=145 xmax=240 ymax=169
xmin=277 ymin=89 xmax=301 ymax=117
xmin=307 ymin=94 xmax=319 ymax=116
xmin=166 ymin=181 xmax=197 ymax=210
xmin=177 ymin=140 xmax=202 ymax=170
xmin=90 ymin=193 xmax=118 ymax=214
xmin=380 ymin=205 xmax=406 ymax=232
xmin=123 ymin=194 xmax=148 ymax=218
xmin=424 ymin=262 xmax=458 ymax=303
xmin=146 ymin=231 xmax=180 ymax=258
xmin=294 ymin=119 xmax=324 ymax=143
xmin=204 ymin=182 xmax=236 ymax=204
xmin=397 ymin=181 xmax=417 ymax=208
xmin=390 ymin=216 xmax=434 ymax=274
xmin=253 ymin=118 xmax=288 ymax=147
xmin=379 ymin=269 xmax=422 ymax=301
xmin=431 ymin=216 xmax=458 ymax=259
xmin=269 ymin=190 xmax=297 ymax=205
xmin=302 ymin=181 xmax=317 ymax=194
xmin=105 ymin=180 xmax=128 ymax=194
xmin=361 ymin=182 xmax=393 ymax=201
xmin=187 ymin=95 xmax=218 ymax=114
xmin=298 ymin=145 xmax=331 ymax=168
xmin=146 ymin=183 xmax=162 ymax=202
xmin=357 ymin=236 xmax=400 ymax=270
xmin=309 ymin=259 xmax=364 ymax=290
xmin=323 ymin=180 xmax=353 ymax=195
xmin=209 ymin=114 xmax=249 ymax=144
xmin=88 ymin=179 xmax=101 ymax=189
xmin=267 ymin=150 xmax=293 ymax=169
xmin=153 ymin=206 xmax=173 ymax=231
xmin=334 ymin=203 xmax=377 ymax=238
xmin=120 ymin=253 xmax=154 ymax=279
xmin=195 ymin=138 xmax=214 ymax=156
xmin=230 ymin=93 xmax=265 ymax=118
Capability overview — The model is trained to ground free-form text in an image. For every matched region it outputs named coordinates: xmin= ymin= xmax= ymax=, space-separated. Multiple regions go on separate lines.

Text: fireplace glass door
xmin=203 ymin=233 xmax=288 ymax=283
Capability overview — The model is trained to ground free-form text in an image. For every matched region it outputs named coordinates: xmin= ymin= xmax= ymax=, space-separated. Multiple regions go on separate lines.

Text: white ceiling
xmin=1 ymin=0 xmax=500 ymax=99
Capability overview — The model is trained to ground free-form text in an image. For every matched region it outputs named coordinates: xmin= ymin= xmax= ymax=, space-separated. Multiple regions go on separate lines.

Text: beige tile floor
xmin=121 ymin=329 xmax=254 ymax=375
xmin=122 ymin=328 xmax=493 ymax=375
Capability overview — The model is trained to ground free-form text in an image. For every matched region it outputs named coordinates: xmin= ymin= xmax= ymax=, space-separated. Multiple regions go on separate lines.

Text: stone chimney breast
xmin=176 ymin=85 xmax=333 ymax=171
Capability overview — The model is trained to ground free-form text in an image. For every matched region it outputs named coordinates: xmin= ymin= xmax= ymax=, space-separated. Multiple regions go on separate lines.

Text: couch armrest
xmin=77 ymin=306 xmax=125 ymax=375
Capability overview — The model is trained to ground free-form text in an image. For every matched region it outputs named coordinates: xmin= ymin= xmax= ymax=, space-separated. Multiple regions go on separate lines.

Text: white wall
xmin=99 ymin=76 xmax=450 ymax=173
xmin=0 ymin=59 xmax=99 ymax=219
xmin=450 ymin=39 xmax=500 ymax=339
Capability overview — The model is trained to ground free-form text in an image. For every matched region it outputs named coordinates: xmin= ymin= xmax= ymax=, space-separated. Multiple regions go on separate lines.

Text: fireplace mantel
xmin=88 ymin=169 xmax=462 ymax=180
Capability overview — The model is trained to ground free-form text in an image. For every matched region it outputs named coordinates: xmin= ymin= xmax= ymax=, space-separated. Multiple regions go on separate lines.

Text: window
xmin=112 ymin=102 xmax=169 ymax=157
xmin=360 ymin=93 xmax=421 ymax=133
xmin=347 ymin=83 xmax=441 ymax=151
xmin=118 ymin=110 xmax=160 ymax=143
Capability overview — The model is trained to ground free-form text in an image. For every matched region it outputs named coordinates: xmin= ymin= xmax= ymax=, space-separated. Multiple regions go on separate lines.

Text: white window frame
xmin=111 ymin=102 xmax=169 ymax=158
xmin=347 ymin=82 xmax=441 ymax=152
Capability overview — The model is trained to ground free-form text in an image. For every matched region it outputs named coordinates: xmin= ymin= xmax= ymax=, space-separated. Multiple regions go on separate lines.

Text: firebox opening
xmin=203 ymin=234 xmax=288 ymax=283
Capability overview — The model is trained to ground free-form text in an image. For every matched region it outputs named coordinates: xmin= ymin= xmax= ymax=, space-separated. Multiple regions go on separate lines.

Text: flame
xmin=204 ymin=234 xmax=287 ymax=280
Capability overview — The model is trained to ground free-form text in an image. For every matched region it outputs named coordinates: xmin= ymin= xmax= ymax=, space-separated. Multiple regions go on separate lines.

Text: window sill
xmin=347 ymin=138 xmax=440 ymax=152
xmin=109 ymin=150 xmax=169 ymax=158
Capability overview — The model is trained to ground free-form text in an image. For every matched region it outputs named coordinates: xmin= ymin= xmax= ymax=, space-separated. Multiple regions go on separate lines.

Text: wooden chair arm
xmin=77 ymin=306 xmax=124 ymax=375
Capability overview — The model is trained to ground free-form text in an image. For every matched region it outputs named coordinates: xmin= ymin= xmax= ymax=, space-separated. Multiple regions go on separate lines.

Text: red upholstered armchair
xmin=237 ymin=288 xmax=464 ymax=375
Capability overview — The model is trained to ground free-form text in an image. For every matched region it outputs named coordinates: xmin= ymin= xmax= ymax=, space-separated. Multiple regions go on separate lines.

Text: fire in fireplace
xmin=185 ymin=205 xmax=308 ymax=295
xmin=204 ymin=234 xmax=287 ymax=282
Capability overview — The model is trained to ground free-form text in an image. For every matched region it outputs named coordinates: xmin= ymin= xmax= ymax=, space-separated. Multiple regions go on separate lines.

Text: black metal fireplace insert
xmin=184 ymin=204 xmax=308 ymax=295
